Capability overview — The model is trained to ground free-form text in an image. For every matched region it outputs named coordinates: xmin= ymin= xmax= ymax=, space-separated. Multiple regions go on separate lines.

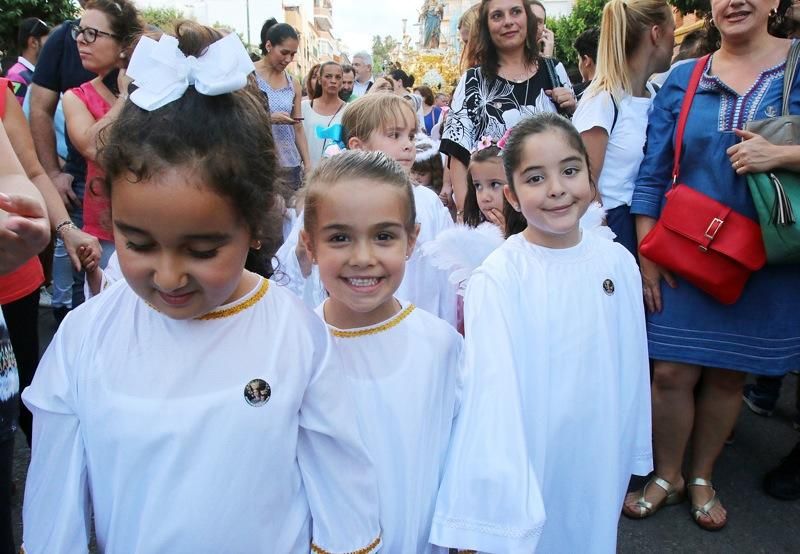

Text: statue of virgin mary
xmin=420 ymin=0 xmax=444 ymax=50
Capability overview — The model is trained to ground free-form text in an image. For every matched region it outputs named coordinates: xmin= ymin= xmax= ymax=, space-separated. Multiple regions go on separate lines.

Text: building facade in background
xmin=134 ymin=0 xmax=347 ymax=78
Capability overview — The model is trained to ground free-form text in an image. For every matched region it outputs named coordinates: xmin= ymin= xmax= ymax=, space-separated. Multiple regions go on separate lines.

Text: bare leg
xmin=624 ymin=360 xmax=701 ymax=513
xmin=687 ymin=366 xmax=746 ymax=527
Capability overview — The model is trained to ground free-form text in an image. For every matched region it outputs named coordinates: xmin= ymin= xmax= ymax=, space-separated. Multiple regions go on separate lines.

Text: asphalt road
xmin=11 ymin=307 xmax=800 ymax=552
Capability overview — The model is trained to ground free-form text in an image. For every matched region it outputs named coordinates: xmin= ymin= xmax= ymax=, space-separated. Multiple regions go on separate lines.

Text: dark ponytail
xmin=260 ymin=18 xmax=299 ymax=55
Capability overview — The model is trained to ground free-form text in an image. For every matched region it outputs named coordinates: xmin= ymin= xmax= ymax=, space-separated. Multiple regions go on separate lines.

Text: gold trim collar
xmin=198 ymin=278 xmax=270 ymax=320
xmin=328 ymin=304 xmax=415 ymax=338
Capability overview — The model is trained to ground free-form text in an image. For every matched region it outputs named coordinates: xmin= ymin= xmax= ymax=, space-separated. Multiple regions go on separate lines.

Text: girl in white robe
xmin=275 ymin=94 xmax=457 ymax=325
xmin=430 ymin=113 xmax=652 ymax=554
xmin=22 ymin=28 xmax=381 ymax=554
xmin=299 ymin=151 xmax=464 ymax=553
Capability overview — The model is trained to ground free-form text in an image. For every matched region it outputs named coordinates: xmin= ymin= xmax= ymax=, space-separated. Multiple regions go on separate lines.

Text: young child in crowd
xmin=430 ymin=113 xmax=652 ymax=553
xmin=300 ymin=150 xmax=463 ymax=553
xmin=276 ymin=93 xmax=456 ymax=325
xmin=462 ymin=139 xmax=516 ymax=231
xmin=21 ymin=24 xmax=381 ymax=554
xmin=410 ymin=134 xmax=444 ymax=197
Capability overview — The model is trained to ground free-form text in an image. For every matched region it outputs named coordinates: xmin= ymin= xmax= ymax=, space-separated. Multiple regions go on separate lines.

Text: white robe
xmin=23 ymin=278 xmax=382 ymax=554
xmin=275 ymin=184 xmax=458 ymax=325
xmin=318 ymin=301 xmax=463 ymax=553
xmin=430 ymin=232 xmax=652 ymax=554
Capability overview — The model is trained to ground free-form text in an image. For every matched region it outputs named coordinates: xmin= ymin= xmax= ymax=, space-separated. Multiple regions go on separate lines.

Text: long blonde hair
xmin=587 ymin=0 xmax=671 ymax=99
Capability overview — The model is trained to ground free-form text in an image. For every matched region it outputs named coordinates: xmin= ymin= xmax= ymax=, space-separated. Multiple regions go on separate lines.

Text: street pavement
xmin=11 ymin=307 xmax=800 ymax=552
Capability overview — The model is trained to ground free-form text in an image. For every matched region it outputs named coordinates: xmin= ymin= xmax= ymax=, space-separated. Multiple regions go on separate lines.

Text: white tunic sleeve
xmin=21 ymin=313 xmax=91 ymax=553
xmin=83 ymin=251 xmax=122 ymax=300
xmin=299 ymin=339 xmax=383 ymax=553
xmin=430 ymin=268 xmax=545 ymax=554
xmin=274 ymin=214 xmax=307 ymax=299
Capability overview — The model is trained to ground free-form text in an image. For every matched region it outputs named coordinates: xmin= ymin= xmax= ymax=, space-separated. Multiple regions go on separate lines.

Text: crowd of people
xmin=1 ymin=0 xmax=800 ymax=552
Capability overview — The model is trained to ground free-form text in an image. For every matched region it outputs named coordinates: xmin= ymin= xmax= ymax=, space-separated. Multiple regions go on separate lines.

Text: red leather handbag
xmin=639 ymin=55 xmax=766 ymax=305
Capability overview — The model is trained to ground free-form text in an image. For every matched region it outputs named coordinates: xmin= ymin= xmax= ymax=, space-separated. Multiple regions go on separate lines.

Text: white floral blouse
xmin=440 ymin=60 xmax=573 ymax=165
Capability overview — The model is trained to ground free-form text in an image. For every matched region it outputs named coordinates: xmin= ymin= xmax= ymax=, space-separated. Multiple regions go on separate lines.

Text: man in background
xmin=351 ymin=52 xmax=374 ymax=97
xmin=340 ymin=64 xmax=356 ymax=102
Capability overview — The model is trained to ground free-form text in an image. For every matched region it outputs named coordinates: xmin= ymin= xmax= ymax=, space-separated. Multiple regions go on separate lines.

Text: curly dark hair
xmin=98 ymin=21 xmax=279 ymax=255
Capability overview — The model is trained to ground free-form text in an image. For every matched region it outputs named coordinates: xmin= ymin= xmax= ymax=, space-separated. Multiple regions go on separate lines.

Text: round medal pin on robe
xmin=244 ymin=379 xmax=271 ymax=407
xmin=603 ymin=279 xmax=615 ymax=296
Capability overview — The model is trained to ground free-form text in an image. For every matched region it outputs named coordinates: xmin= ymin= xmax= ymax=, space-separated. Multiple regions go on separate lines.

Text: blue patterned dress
xmin=256 ymin=72 xmax=303 ymax=189
xmin=631 ymin=52 xmax=800 ymax=375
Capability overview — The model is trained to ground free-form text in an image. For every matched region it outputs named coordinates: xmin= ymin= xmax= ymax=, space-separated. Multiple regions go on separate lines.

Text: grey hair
xmin=303 ymin=150 xmax=416 ymax=236
xmin=352 ymin=51 xmax=373 ymax=67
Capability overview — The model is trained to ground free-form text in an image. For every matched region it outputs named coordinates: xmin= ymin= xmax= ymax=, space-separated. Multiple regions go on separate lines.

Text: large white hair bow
xmin=127 ymin=32 xmax=255 ymax=111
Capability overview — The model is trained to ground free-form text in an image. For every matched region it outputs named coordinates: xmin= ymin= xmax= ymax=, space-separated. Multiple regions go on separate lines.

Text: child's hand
xmin=78 ymin=244 xmax=100 ymax=273
xmin=79 ymin=245 xmax=104 ymax=296
xmin=484 ymin=207 xmax=506 ymax=229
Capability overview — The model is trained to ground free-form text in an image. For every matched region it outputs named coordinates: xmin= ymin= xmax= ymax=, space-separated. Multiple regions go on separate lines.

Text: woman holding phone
xmin=255 ymin=18 xmax=311 ymax=191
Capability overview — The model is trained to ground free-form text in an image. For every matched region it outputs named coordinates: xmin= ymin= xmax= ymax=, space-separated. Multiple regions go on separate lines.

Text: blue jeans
xmin=52 ymin=179 xmax=85 ymax=309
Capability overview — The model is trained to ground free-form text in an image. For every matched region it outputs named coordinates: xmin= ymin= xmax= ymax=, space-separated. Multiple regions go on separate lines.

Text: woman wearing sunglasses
xmin=62 ymin=0 xmax=142 ymax=268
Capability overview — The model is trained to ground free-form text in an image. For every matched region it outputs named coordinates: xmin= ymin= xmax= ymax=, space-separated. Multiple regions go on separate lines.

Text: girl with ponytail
xmin=571 ymin=0 xmax=674 ymax=257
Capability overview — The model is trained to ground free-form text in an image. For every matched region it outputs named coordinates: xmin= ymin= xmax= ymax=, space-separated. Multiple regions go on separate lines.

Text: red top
xmin=69 ymin=81 xmax=112 ymax=241
xmin=0 ymin=77 xmax=45 ymax=305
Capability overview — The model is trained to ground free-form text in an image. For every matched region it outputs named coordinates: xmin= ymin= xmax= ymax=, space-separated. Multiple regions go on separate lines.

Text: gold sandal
xmin=688 ymin=477 xmax=727 ymax=531
xmin=622 ymin=475 xmax=685 ymax=519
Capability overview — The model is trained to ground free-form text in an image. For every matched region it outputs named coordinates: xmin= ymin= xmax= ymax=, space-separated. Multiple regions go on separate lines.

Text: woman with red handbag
xmin=623 ymin=0 xmax=800 ymax=531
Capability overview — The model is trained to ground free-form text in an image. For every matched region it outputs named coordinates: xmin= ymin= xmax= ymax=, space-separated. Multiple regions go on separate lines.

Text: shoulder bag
xmin=744 ymin=40 xmax=800 ymax=264
xmin=639 ymin=55 xmax=767 ymax=305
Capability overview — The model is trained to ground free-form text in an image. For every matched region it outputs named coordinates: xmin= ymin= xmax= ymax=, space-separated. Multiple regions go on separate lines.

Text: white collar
xmin=17 ymin=56 xmax=35 ymax=72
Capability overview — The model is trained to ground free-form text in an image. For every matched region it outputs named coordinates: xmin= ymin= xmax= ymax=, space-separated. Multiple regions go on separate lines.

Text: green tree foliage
xmin=671 ymin=0 xmax=710 ymax=15
xmin=372 ymin=35 xmax=399 ymax=75
xmin=0 ymin=0 xmax=79 ymax=58
xmin=140 ymin=7 xmax=185 ymax=32
xmin=547 ymin=0 xmax=606 ymax=73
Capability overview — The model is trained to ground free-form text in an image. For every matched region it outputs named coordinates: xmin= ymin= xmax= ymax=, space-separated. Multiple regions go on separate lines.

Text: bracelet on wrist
xmin=55 ymin=220 xmax=78 ymax=238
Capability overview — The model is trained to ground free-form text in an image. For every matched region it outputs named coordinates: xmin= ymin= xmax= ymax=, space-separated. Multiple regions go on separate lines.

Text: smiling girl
xmin=301 ymin=150 xmax=462 ymax=553
xmin=276 ymin=93 xmax=456 ymax=324
xmin=21 ymin=24 xmax=380 ymax=553
xmin=431 ymin=113 xmax=652 ymax=553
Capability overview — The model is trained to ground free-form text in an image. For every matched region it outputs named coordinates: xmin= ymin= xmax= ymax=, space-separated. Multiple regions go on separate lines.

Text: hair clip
xmin=126 ymin=33 xmax=255 ymax=111
xmin=496 ymin=128 xmax=513 ymax=151
xmin=317 ymin=124 xmax=346 ymax=158
xmin=472 ymin=135 xmax=496 ymax=154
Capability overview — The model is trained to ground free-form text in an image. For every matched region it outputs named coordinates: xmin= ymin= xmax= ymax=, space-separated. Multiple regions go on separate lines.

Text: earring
xmin=770 ymin=7 xmax=778 ymax=17
xmin=119 ymin=52 xmax=125 ymax=59
xmin=251 ymin=240 xmax=262 ymax=251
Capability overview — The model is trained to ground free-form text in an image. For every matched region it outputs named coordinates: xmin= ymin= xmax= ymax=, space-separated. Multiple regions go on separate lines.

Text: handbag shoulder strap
xmin=781 ymin=39 xmax=800 ymax=115
xmin=672 ymin=55 xmax=711 ymax=184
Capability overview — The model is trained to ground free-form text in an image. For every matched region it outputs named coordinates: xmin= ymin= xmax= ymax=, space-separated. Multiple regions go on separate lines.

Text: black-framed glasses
xmin=70 ymin=24 xmax=119 ymax=44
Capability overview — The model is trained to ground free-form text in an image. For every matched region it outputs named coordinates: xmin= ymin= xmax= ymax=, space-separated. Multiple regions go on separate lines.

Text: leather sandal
xmin=688 ymin=477 xmax=727 ymax=531
xmin=622 ymin=475 xmax=685 ymax=519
